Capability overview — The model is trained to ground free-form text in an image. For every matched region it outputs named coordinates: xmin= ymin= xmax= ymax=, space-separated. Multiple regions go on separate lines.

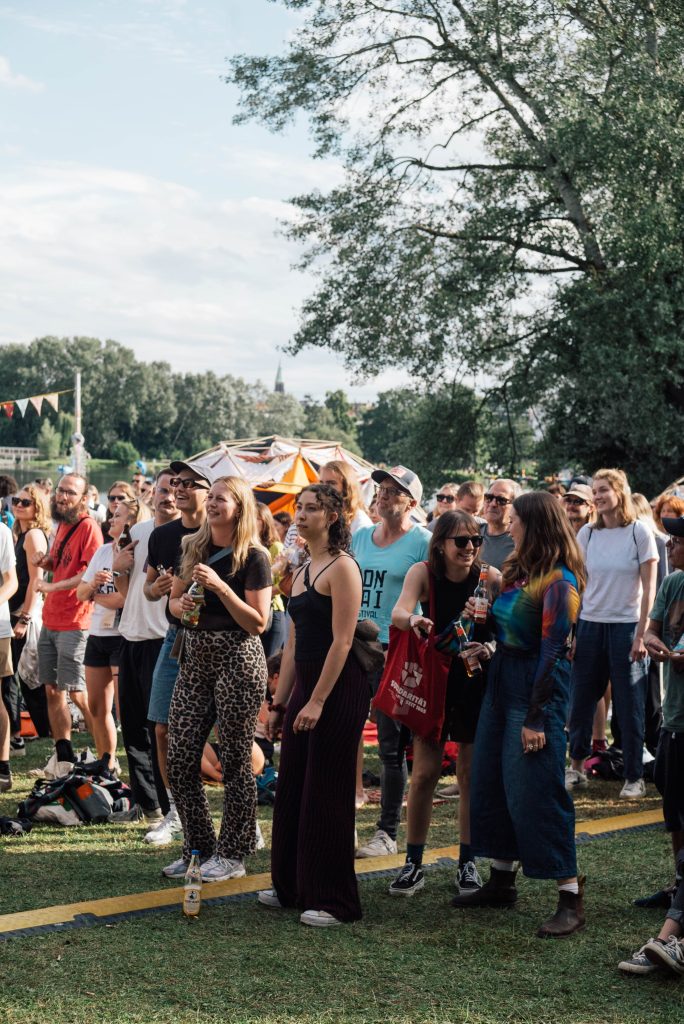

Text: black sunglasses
xmin=436 ymin=494 xmax=456 ymax=503
xmin=11 ymin=497 xmax=33 ymax=508
xmin=447 ymin=535 xmax=484 ymax=549
xmin=562 ymin=496 xmax=588 ymax=507
xmin=108 ymin=494 xmax=126 ymax=502
xmin=170 ymin=477 xmax=210 ymax=490
xmin=483 ymin=493 xmax=511 ymax=507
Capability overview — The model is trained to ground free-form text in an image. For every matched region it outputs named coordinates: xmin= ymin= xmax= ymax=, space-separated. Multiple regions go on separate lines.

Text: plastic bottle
xmin=183 ymin=850 xmax=202 ymax=918
xmin=181 ymin=582 xmax=205 ymax=628
xmin=455 ymin=621 xmax=481 ymax=678
xmin=473 ymin=565 xmax=490 ymax=624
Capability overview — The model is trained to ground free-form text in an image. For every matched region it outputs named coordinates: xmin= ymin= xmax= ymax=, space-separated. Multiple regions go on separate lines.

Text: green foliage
xmin=109 ymin=440 xmax=140 ymax=466
xmin=36 ymin=419 xmax=60 ymax=461
xmin=228 ymin=1 xmax=684 ymax=493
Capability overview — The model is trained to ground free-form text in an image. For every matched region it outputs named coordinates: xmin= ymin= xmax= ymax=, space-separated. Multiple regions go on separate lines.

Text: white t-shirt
xmin=118 ymin=519 xmax=169 ymax=643
xmin=0 ymin=522 xmax=17 ymax=639
xmin=578 ymin=520 xmax=658 ymax=623
xmin=350 ymin=508 xmax=373 ymax=534
xmin=82 ymin=543 xmax=120 ymax=637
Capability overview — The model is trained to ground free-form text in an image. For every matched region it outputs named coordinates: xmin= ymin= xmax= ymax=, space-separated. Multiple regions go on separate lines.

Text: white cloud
xmin=0 ymin=55 xmax=43 ymax=92
xmin=0 ymin=157 xmax=399 ymax=399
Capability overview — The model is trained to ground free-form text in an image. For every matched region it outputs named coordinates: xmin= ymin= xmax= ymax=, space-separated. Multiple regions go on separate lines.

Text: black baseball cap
xmin=663 ymin=516 xmax=684 ymax=538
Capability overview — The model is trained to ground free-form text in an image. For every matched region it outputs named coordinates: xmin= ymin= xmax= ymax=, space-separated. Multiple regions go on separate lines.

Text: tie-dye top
xmin=492 ymin=565 xmax=580 ymax=731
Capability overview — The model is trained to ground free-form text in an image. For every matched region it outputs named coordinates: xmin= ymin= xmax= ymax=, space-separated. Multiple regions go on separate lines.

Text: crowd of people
xmin=0 ymin=462 xmax=683 ymax=972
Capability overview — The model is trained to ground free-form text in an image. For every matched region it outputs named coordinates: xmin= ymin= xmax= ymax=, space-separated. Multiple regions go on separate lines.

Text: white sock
xmin=558 ymin=881 xmax=579 ymax=895
xmin=492 ymin=859 xmax=515 ymax=872
xmin=166 ymin=788 xmax=176 ymax=812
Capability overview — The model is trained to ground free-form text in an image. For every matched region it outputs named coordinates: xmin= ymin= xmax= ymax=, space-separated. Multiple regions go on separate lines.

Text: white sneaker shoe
xmin=200 ymin=854 xmax=246 ymax=882
xmin=355 ymin=829 xmax=398 ymax=858
xmin=257 ymin=888 xmax=283 ymax=908
xmin=255 ymin=821 xmax=266 ymax=850
xmin=620 ymin=778 xmax=646 ymax=799
xmin=144 ymin=808 xmax=183 ymax=846
xmin=300 ymin=909 xmax=341 ymax=927
xmin=564 ymin=768 xmax=588 ymax=792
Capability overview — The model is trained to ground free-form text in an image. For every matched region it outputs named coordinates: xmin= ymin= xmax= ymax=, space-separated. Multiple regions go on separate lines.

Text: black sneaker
xmin=457 ymin=860 xmax=483 ymax=893
xmin=389 ymin=861 xmax=425 ymax=897
xmin=633 ymin=886 xmax=675 ymax=909
xmin=0 ymin=769 xmax=12 ymax=793
xmin=9 ymin=737 xmax=26 ymax=757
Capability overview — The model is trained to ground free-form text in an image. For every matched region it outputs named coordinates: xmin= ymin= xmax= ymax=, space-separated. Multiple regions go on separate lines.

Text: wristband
xmin=19 ymin=614 xmax=31 ymax=625
xmin=270 ymin=703 xmax=287 ymax=714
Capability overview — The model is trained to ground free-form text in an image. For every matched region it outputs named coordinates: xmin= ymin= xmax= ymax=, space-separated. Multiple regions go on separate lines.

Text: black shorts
xmin=441 ymin=669 xmax=486 ymax=744
xmin=654 ymin=730 xmax=684 ymax=832
xmin=84 ymin=634 xmax=121 ymax=669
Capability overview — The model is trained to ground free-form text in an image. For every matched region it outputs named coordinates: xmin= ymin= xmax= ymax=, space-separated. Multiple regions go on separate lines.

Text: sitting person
xmin=619 ymin=849 xmax=684 ymax=976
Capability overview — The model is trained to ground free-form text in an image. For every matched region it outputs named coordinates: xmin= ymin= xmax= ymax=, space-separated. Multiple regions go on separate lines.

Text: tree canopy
xmin=228 ymin=0 xmax=684 ymax=493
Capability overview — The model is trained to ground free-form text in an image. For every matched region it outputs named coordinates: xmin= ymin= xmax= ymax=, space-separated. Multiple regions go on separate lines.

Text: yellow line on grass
xmin=0 ymin=808 xmax=662 ymax=936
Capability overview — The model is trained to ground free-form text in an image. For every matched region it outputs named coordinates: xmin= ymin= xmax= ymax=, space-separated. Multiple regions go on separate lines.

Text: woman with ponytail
xmin=163 ymin=476 xmax=272 ymax=884
xmin=258 ymin=484 xmax=368 ymax=926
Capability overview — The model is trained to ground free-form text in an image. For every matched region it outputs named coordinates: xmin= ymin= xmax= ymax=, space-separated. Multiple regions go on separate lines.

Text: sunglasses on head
xmin=11 ymin=497 xmax=33 ymax=508
xmin=436 ymin=494 xmax=456 ymax=503
xmin=483 ymin=493 xmax=511 ymax=507
xmin=447 ymin=535 xmax=484 ymax=549
xmin=170 ymin=477 xmax=209 ymax=490
xmin=562 ymin=496 xmax=587 ymax=507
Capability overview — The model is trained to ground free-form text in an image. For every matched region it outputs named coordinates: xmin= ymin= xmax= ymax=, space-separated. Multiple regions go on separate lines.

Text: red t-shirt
xmin=42 ymin=515 xmax=103 ymax=631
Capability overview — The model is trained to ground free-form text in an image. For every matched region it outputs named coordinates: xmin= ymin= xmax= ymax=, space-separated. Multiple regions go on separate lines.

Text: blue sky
xmin=0 ymin=0 xmax=404 ymax=399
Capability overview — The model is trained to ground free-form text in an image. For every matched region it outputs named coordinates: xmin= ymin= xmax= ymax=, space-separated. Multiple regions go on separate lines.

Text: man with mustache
xmin=34 ymin=474 xmax=103 ymax=769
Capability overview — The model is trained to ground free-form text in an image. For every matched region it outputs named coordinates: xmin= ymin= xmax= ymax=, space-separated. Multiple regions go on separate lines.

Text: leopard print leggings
xmin=167 ymin=629 xmax=267 ymax=861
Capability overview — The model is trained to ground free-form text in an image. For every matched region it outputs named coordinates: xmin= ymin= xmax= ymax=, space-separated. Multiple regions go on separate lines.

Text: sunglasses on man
xmin=170 ymin=477 xmax=210 ymax=490
xmin=483 ymin=493 xmax=512 ymax=507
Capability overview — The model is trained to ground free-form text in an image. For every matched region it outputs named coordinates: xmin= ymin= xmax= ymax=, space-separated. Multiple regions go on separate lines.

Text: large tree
xmin=229 ymin=1 xmax=684 ymax=493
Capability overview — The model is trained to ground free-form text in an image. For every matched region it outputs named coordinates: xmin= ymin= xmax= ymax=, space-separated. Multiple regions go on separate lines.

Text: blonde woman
xmin=103 ymin=480 xmax=136 ymax=540
xmin=567 ymin=469 xmax=658 ymax=799
xmin=318 ymin=461 xmax=372 ymax=533
xmin=77 ymin=497 xmax=150 ymax=763
xmin=8 ymin=484 xmax=51 ymax=740
xmin=163 ymin=477 xmax=272 ymax=883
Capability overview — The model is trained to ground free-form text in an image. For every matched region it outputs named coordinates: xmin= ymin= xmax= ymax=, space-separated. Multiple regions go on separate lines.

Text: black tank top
xmin=9 ymin=531 xmax=32 ymax=613
xmin=288 ymin=556 xmax=344 ymax=661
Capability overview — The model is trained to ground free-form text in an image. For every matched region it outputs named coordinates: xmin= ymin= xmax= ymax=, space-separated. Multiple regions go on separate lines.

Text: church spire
xmin=274 ymin=360 xmax=284 ymax=394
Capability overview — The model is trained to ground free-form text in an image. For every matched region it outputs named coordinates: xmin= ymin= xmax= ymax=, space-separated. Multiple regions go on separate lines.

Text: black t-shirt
xmin=198 ymin=545 xmax=272 ymax=632
xmin=422 ymin=565 xmax=491 ymax=687
xmin=148 ymin=518 xmax=200 ymax=627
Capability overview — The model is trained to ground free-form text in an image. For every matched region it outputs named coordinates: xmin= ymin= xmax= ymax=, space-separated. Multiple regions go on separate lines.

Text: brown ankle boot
xmin=451 ymin=865 xmax=518 ymax=908
xmin=536 ymin=876 xmax=586 ymax=938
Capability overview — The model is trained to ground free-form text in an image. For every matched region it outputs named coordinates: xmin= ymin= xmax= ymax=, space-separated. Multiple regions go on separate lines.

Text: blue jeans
xmin=568 ymin=620 xmax=648 ymax=782
xmin=470 ymin=649 xmax=577 ymax=879
xmin=148 ymin=626 xmax=179 ymax=725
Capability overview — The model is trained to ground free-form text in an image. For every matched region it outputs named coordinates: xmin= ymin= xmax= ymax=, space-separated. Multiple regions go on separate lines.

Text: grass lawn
xmin=1 ymin=736 xmax=683 ymax=1024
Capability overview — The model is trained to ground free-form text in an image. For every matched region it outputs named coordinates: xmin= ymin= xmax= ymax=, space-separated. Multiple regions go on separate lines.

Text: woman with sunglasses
xmin=452 ymin=492 xmax=586 ymax=938
xmin=77 ymin=496 xmax=150 ymax=765
xmin=387 ymin=511 xmax=497 ymax=897
xmin=103 ymin=481 xmax=136 ymax=540
xmin=7 ymin=485 xmax=51 ymax=740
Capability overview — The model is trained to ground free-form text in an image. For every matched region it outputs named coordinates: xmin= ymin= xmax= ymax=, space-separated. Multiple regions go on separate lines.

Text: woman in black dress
xmin=388 ymin=511 xmax=498 ymax=897
xmin=259 ymin=483 xmax=366 ymax=927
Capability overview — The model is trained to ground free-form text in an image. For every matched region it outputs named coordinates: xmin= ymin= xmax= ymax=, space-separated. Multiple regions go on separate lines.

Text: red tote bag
xmin=372 ymin=566 xmax=451 ymax=743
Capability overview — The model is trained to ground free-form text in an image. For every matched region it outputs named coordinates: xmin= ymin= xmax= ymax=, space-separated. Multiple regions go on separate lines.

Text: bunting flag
xmin=30 ymin=396 xmax=43 ymax=415
xmin=0 ymin=387 xmax=73 ymax=417
xmin=44 ymin=393 xmax=59 ymax=412
xmin=15 ymin=398 xmax=29 ymax=417
xmin=2 ymin=403 xmax=13 ymax=419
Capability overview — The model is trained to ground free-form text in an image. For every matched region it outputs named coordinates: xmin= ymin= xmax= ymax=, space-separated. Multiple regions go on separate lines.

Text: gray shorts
xmin=38 ymin=627 xmax=87 ymax=691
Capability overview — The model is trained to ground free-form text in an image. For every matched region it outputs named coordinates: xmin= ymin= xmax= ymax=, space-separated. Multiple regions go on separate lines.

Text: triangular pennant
xmin=30 ymin=395 xmax=43 ymax=414
xmin=15 ymin=398 xmax=29 ymax=417
xmin=44 ymin=392 xmax=59 ymax=412
xmin=2 ymin=402 xmax=14 ymax=419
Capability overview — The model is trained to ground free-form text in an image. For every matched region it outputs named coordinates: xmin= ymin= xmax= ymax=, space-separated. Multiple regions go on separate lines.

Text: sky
xmin=0 ymin=0 xmax=407 ymax=400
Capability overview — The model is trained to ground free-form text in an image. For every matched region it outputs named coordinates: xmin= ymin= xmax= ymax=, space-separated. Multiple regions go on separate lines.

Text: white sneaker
xmin=620 ymin=778 xmax=646 ymax=799
xmin=255 ymin=821 xmax=266 ymax=850
xmin=437 ymin=783 xmax=460 ymax=799
xmin=355 ymin=829 xmax=397 ymax=858
xmin=144 ymin=808 xmax=183 ymax=846
xmin=200 ymin=854 xmax=246 ymax=882
xmin=161 ymin=856 xmax=189 ymax=879
xmin=564 ymin=768 xmax=588 ymax=792
xmin=257 ymin=888 xmax=283 ymax=908
xmin=300 ymin=909 xmax=341 ymax=928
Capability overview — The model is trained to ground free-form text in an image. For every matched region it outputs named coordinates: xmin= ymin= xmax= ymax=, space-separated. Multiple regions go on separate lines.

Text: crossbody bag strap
xmin=52 ymin=517 xmax=87 ymax=568
xmin=206 ymin=545 xmax=233 ymax=567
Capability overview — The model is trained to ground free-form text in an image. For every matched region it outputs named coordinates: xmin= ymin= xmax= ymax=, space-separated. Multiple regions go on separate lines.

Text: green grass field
xmin=1 ymin=736 xmax=683 ymax=1024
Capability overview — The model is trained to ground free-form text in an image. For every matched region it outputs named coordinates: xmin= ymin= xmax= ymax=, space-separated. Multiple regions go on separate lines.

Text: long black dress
xmin=271 ymin=559 xmax=369 ymax=922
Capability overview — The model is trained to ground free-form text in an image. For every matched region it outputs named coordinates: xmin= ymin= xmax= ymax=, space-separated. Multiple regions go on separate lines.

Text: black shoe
xmin=451 ymin=865 xmax=518 ymax=907
xmin=9 ymin=737 xmax=26 ymax=757
xmin=633 ymin=886 xmax=675 ymax=909
xmin=389 ymin=861 xmax=425 ymax=897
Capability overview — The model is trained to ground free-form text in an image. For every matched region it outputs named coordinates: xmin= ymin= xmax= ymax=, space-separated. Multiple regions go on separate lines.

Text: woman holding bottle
xmin=163 ymin=476 xmax=272 ymax=884
xmin=452 ymin=491 xmax=587 ymax=938
xmin=388 ymin=511 xmax=496 ymax=898
xmin=258 ymin=483 xmax=367 ymax=926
